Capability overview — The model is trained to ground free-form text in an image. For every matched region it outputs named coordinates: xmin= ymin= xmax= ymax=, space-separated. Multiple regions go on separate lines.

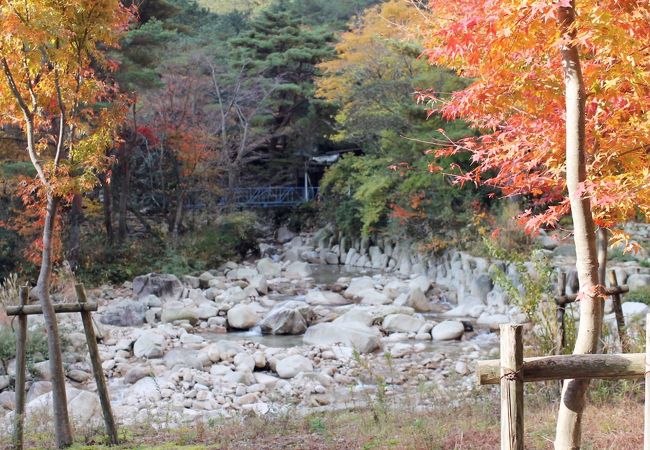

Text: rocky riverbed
xmin=1 ymin=228 xmax=649 ymax=432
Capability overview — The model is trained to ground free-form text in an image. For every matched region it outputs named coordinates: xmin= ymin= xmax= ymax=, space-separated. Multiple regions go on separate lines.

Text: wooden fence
xmin=6 ymin=285 xmax=117 ymax=449
xmin=477 ymin=319 xmax=650 ymax=450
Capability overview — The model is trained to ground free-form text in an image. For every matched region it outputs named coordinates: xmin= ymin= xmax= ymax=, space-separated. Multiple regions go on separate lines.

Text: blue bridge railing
xmin=219 ymin=186 xmax=319 ymax=208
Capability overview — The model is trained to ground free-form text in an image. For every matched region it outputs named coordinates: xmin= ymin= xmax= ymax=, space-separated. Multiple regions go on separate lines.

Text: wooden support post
xmin=608 ymin=270 xmax=628 ymax=353
xmin=556 ymin=272 xmax=567 ymax=355
xmin=13 ymin=287 xmax=28 ymax=450
xmin=643 ymin=314 xmax=650 ymax=450
xmin=75 ymin=284 xmax=118 ymax=445
xmin=500 ymin=324 xmax=524 ymax=450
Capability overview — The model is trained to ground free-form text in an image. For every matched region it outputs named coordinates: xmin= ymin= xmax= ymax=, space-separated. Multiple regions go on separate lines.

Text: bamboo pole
xmin=12 ymin=287 xmax=28 ymax=450
xmin=643 ymin=314 xmax=650 ymax=450
xmin=5 ymin=302 xmax=97 ymax=316
xmin=608 ymin=270 xmax=628 ymax=352
xmin=500 ymin=324 xmax=524 ymax=450
xmin=478 ymin=353 xmax=646 ymax=385
xmin=75 ymin=284 xmax=118 ymax=445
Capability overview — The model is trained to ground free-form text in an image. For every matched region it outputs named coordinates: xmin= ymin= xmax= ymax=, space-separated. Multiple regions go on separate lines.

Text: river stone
xmin=0 ymin=390 xmax=15 ymax=410
xmin=227 ymin=267 xmax=258 ymax=282
xmin=27 ymin=386 xmax=101 ymax=424
xmin=622 ymin=301 xmax=649 ymax=319
xmin=333 ymin=309 xmax=374 ymax=327
xmin=257 ymin=258 xmax=281 ymax=277
xmin=408 ymin=276 xmax=431 ymax=293
xmin=275 ymin=355 xmax=313 ymax=379
xmin=343 ymin=277 xmax=375 ymax=299
xmin=182 ymin=275 xmax=200 ymax=289
xmin=161 ymin=307 xmax=198 ymax=325
xmin=627 ymin=274 xmax=650 ymax=291
xmin=32 ymin=361 xmax=52 ymax=381
xmin=305 ymin=290 xmax=350 ymax=306
xmin=164 ymin=349 xmax=202 ymax=370
xmin=132 ymin=273 xmax=183 ymax=303
xmin=382 ymin=314 xmax=425 ymax=333
xmin=227 ymin=304 xmax=259 ymax=330
xmin=100 ymin=299 xmax=146 ymax=327
xmin=394 ymin=288 xmax=432 ymax=312
xmin=26 ymin=381 xmax=51 ymax=402
xmin=277 ymin=225 xmax=296 ymax=243
xmin=431 ymin=321 xmax=464 ymax=341
xmin=124 ymin=365 xmax=152 ymax=384
xmin=303 ymin=322 xmax=382 ymax=353
xmin=477 ymin=313 xmax=510 ymax=330
xmin=260 ymin=306 xmax=308 ymax=335
xmin=134 ymin=330 xmax=165 ymax=358
xmin=249 ymin=275 xmax=268 ymax=295
xmin=285 ymin=261 xmax=312 ymax=278
xmin=359 ymin=289 xmax=391 ymax=305
xmin=199 ymin=272 xmax=216 ymax=289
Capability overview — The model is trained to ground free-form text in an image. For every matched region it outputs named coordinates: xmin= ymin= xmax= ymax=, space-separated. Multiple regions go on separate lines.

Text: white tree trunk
xmin=554 ymin=2 xmax=602 ymax=449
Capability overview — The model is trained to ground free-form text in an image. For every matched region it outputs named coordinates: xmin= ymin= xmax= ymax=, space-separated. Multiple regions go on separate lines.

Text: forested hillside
xmin=0 ymin=0 xmax=481 ymax=282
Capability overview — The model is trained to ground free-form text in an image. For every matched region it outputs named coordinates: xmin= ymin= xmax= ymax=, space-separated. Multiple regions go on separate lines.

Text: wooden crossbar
xmin=555 ymin=284 xmax=629 ymax=305
xmin=5 ymin=302 xmax=98 ymax=316
xmin=477 ymin=353 xmax=645 ymax=385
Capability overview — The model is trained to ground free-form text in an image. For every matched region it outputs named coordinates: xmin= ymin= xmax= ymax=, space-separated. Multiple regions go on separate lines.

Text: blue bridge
xmin=223 ymin=186 xmax=319 ymax=207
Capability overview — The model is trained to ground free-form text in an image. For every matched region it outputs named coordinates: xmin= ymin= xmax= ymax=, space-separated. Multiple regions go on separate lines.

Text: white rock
xmin=343 ymin=277 xmax=375 ymax=298
xmin=622 ymin=301 xmax=649 ymax=319
xmin=305 ymin=290 xmax=350 ymax=306
xmin=382 ymin=314 xmax=425 ymax=333
xmin=275 ymin=355 xmax=313 ymax=379
xmin=227 ymin=304 xmax=259 ymax=329
xmin=303 ymin=322 xmax=381 ymax=353
xmin=431 ymin=321 xmax=464 ymax=341
xmin=133 ymin=330 xmax=165 ymax=359
xmin=285 ymin=261 xmax=312 ymax=278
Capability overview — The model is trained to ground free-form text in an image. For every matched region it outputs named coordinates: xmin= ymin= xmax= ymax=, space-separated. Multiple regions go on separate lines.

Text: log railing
xmin=477 ymin=318 xmax=650 ymax=450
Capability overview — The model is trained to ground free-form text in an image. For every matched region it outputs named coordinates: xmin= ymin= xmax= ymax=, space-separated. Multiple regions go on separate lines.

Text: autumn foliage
xmin=422 ymin=0 xmax=650 ymax=238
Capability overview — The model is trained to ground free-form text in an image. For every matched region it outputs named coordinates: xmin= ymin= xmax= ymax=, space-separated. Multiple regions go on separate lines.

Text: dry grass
xmin=7 ymin=386 xmax=646 ymax=450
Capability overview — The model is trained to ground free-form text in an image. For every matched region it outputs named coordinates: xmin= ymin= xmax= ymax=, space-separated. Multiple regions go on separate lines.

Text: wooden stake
xmin=556 ymin=272 xmax=567 ymax=355
xmin=643 ymin=314 xmax=650 ymax=450
xmin=13 ymin=287 xmax=28 ymax=450
xmin=500 ymin=324 xmax=524 ymax=450
xmin=75 ymin=284 xmax=118 ymax=445
xmin=608 ymin=270 xmax=628 ymax=352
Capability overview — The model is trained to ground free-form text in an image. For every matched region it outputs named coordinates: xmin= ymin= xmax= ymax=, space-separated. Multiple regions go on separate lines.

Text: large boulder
xmin=276 ymin=225 xmax=296 ymax=243
xmin=257 ymin=258 xmax=281 ymax=278
xmin=100 ymin=299 xmax=146 ymax=327
xmin=275 ymin=355 xmax=313 ymax=379
xmin=305 ymin=290 xmax=350 ymax=306
xmin=622 ymin=302 xmax=649 ymax=319
xmin=260 ymin=301 xmax=313 ymax=335
xmin=382 ymin=314 xmax=425 ymax=333
xmin=164 ymin=348 xmax=202 ymax=370
xmin=343 ymin=277 xmax=375 ymax=299
xmin=408 ymin=276 xmax=431 ymax=293
xmin=285 ymin=261 xmax=312 ymax=278
xmin=627 ymin=274 xmax=650 ymax=291
xmin=359 ymin=289 xmax=391 ymax=305
xmin=133 ymin=330 xmax=165 ymax=358
xmin=27 ymin=386 xmax=100 ymax=424
xmin=431 ymin=321 xmax=464 ymax=341
xmin=132 ymin=273 xmax=183 ymax=303
xmin=394 ymin=288 xmax=432 ymax=312
xmin=161 ymin=307 xmax=198 ymax=324
xmin=227 ymin=304 xmax=259 ymax=330
xmin=303 ymin=322 xmax=381 ymax=353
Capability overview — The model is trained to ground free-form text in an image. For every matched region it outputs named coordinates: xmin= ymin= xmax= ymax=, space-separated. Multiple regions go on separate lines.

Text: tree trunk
xmin=117 ymin=150 xmax=130 ymax=243
xmin=100 ymin=174 xmax=114 ymax=245
xmin=554 ymin=2 xmax=602 ymax=449
xmin=64 ymin=194 xmax=83 ymax=272
xmin=172 ymin=190 xmax=185 ymax=243
xmin=38 ymin=194 xmax=73 ymax=448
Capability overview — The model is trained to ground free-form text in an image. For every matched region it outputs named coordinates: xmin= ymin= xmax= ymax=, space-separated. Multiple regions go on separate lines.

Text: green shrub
xmin=0 ymin=325 xmax=50 ymax=372
xmin=625 ymin=287 xmax=650 ymax=305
